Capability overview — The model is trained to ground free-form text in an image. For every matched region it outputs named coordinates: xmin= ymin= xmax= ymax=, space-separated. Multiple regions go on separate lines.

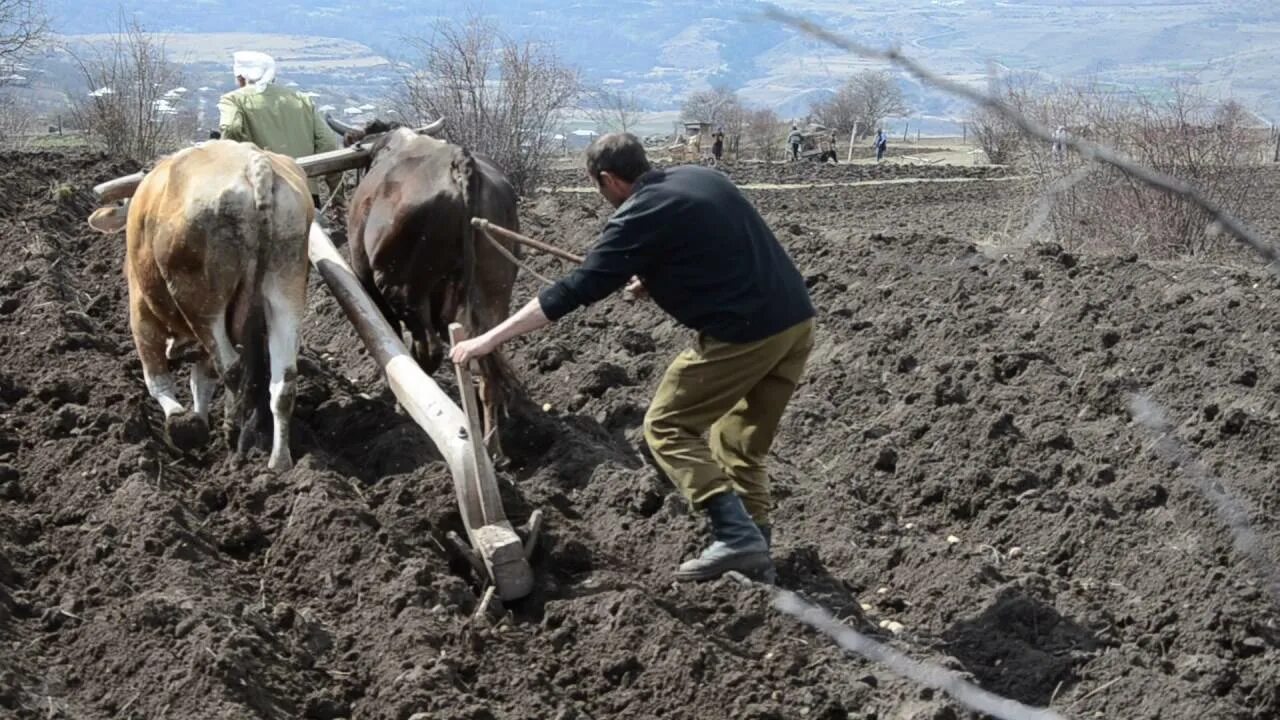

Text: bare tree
xmin=964 ymin=73 xmax=1048 ymax=165
xmin=811 ymin=70 xmax=907 ymax=138
xmin=0 ymin=94 xmax=33 ymax=146
xmin=744 ymin=108 xmax=783 ymax=162
xmin=69 ymin=17 xmax=192 ymax=162
xmin=851 ymin=71 xmax=907 ymax=133
xmin=682 ymin=86 xmax=743 ymax=129
xmin=0 ymin=0 xmax=45 ymax=149
xmin=1213 ymin=100 xmax=1255 ymax=134
xmin=967 ymin=106 xmax=1021 ymax=165
xmin=681 ymin=86 xmax=746 ymax=159
xmin=1047 ymin=83 xmax=1265 ymax=257
xmin=584 ymin=87 xmax=643 ymax=134
xmin=977 ymin=74 xmax=1266 ymax=257
xmin=401 ymin=14 xmax=579 ymax=194
xmin=809 ymin=87 xmax=857 ymax=135
xmin=0 ymin=0 xmax=45 ymax=79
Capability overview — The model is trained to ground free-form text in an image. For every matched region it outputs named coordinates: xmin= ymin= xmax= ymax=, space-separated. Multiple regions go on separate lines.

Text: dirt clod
xmin=165 ymin=410 xmax=211 ymax=450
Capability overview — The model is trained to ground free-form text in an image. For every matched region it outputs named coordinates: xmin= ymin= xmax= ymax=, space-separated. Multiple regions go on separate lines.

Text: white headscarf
xmin=233 ymin=51 xmax=276 ymax=93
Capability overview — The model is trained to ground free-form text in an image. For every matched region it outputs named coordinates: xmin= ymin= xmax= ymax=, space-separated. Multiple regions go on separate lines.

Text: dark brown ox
xmin=87 ymin=140 xmax=312 ymax=472
xmin=328 ymin=116 xmax=520 ymax=451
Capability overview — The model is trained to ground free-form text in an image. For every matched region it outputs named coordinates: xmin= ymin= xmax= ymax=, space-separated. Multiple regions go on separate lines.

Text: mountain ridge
xmin=34 ymin=1 xmax=1280 ymax=128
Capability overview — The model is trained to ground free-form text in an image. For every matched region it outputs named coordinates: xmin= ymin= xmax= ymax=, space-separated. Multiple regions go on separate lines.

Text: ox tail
xmin=457 ymin=149 xmax=481 ymax=357
xmin=456 ymin=150 xmax=522 ymax=413
xmin=234 ymin=151 xmax=275 ymax=452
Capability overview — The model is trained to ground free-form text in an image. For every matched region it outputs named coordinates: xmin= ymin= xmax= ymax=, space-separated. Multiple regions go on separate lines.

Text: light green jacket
xmin=218 ymin=84 xmax=338 ymax=194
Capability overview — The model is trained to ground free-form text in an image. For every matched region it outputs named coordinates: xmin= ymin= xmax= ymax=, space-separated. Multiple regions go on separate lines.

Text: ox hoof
xmin=267 ymin=454 xmax=294 ymax=474
xmin=165 ymin=412 xmax=210 ymax=451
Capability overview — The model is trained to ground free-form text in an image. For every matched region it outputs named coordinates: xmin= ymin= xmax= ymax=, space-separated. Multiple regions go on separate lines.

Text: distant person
xmin=217 ymin=51 xmax=340 ymax=208
xmin=712 ymin=128 xmax=725 ymax=163
xmin=820 ymin=132 xmax=838 ymax=163
xmin=1052 ymin=125 xmax=1067 ymax=162
xmin=873 ymin=128 xmax=888 ymax=161
xmin=787 ymin=125 xmax=803 ymax=161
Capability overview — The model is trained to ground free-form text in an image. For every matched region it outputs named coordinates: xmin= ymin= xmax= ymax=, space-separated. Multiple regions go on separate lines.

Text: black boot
xmin=756 ymin=523 xmax=772 ymax=549
xmin=675 ymin=493 xmax=772 ymax=582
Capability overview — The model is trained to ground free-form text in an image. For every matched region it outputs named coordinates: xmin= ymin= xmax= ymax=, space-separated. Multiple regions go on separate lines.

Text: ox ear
xmin=87 ymin=205 xmax=127 ymax=234
xmin=418 ymin=117 xmax=446 ymax=137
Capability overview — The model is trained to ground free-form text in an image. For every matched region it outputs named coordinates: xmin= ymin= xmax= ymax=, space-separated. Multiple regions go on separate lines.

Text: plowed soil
xmin=1 ymin=151 xmax=1278 ymax=720
xmin=544 ymin=160 xmax=1011 ymax=191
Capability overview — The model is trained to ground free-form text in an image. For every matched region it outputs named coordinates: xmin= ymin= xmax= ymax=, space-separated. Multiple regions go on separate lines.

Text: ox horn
xmin=325 ymin=113 xmax=361 ymax=137
xmin=418 ymin=117 xmax=446 ymax=137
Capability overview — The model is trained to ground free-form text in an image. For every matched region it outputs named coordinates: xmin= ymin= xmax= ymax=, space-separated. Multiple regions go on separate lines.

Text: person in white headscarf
xmin=218 ymin=51 xmax=339 ymax=205
xmin=233 ymin=50 xmax=276 ymax=91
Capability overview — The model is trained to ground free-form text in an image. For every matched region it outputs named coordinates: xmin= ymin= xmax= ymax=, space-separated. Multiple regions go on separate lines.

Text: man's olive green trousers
xmin=643 ymin=319 xmax=814 ymax=526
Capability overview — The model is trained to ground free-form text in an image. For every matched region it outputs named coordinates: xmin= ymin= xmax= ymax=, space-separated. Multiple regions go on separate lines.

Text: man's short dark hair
xmin=586 ymin=132 xmax=651 ymax=184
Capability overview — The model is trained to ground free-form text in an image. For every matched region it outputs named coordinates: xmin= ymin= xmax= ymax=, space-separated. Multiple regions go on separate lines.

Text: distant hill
xmin=33 ymin=0 xmax=1280 ymax=131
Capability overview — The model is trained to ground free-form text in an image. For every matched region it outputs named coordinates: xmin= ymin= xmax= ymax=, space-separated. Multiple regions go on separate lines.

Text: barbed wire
xmin=745 ymin=8 xmax=1280 ymax=716
xmin=767 ymin=0 xmax=1280 ymax=610
xmin=762 ymin=6 xmax=1280 ymax=268
xmin=746 ymin=580 xmax=1070 ymax=720
xmin=1129 ymin=393 xmax=1280 ymax=606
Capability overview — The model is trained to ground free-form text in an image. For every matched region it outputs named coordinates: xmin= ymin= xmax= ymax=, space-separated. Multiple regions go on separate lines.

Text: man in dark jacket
xmin=451 ymin=133 xmax=815 ymax=582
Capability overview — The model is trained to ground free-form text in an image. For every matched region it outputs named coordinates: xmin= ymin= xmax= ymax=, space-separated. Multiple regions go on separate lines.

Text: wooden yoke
xmin=307 ymin=223 xmax=534 ymax=601
xmin=94 ymin=145 xmax=378 ymax=203
xmin=93 ymin=120 xmax=443 ymax=203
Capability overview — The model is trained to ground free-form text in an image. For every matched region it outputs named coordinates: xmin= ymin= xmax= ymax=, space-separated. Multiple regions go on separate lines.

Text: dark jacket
xmin=538 ymin=166 xmax=815 ymax=344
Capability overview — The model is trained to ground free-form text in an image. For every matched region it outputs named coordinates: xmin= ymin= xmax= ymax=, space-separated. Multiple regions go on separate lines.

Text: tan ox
xmin=88 ymin=141 xmax=312 ymax=472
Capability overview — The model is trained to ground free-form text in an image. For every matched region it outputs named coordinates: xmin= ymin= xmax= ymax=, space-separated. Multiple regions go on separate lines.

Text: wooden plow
xmin=92 ymin=127 xmax=540 ymax=602
xmin=308 ymin=224 xmax=537 ymax=601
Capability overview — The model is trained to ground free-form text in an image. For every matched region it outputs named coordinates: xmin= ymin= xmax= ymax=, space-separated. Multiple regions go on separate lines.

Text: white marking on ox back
xmin=248 ymin=150 xmax=273 ymax=212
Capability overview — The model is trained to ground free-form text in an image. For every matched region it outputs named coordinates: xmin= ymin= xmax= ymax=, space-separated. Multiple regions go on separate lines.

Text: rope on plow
xmin=476 ymin=224 xmax=558 ymax=286
xmin=471 ymin=219 xmax=584 ymax=286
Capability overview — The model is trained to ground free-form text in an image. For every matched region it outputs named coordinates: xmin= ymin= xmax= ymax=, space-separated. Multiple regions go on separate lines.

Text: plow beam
xmin=308 ymin=223 xmax=535 ymax=601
